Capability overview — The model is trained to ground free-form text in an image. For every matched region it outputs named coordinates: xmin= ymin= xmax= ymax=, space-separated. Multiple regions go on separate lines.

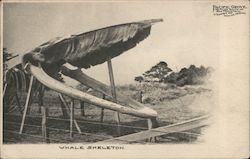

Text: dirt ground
xmin=3 ymin=82 xmax=214 ymax=144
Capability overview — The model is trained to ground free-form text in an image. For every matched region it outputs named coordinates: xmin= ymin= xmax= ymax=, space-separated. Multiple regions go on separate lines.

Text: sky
xmin=3 ymin=2 xmax=220 ymax=85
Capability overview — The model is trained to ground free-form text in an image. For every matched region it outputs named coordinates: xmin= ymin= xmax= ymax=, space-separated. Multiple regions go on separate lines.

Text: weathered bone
xmin=61 ymin=66 xmax=151 ymax=110
xmin=30 ymin=64 xmax=157 ymax=118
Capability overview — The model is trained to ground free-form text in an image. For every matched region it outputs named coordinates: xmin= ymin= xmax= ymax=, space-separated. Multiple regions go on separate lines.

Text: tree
xmin=143 ymin=61 xmax=172 ymax=82
xmin=134 ymin=76 xmax=144 ymax=83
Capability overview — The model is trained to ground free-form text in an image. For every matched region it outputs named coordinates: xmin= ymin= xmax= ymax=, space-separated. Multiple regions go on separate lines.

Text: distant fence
xmin=3 ymin=112 xmax=206 ymax=144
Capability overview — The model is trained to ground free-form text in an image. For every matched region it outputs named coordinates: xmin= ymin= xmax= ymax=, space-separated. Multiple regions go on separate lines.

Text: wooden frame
xmin=99 ymin=115 xmax=210 ymax=143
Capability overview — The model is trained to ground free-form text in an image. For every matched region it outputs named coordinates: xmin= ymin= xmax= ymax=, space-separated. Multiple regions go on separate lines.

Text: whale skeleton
xmin=3 ymin=19 xmax=163 ymax=137
xmin=30 ymin=64 xmax=157 ymax=118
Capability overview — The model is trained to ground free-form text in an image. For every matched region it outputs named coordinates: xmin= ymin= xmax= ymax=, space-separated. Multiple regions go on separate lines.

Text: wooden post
xmin=59 ymin=94 xmax=81 ymax=134
xmin=107 ymin=59 xmax=117 ymax=100
xmin=147 ymin=118 xmax=159 ymax=142
xmin=107 ymin=59 xmax=121 ymax=136
xmin=15 ymin=92 xmax=23 ymax=114
xmin=38 ymin=86 xmax=44 ymax=114
xmin=80 ymin=101 xmax=85 ymax=116
xmin=151 ymin=117 xmax=159 ymax=128
xmin=70 ymin=99 xmax=74 ymax=138
xmin=41 ymin=106 xmax=50 ymax=143
xmin=3 ymin=83 xmax=7 ymax=97
xmin=73 ymin=120 xmax=82 ymax=134
xmin=100 ymin=94 xmax=106 ymax=123
xmin=147 ymin=119 xmax=154 ymax=142
xmin=98 ymin=94 xmax=105 ymax=130
xmin=100 ymin=108 xmax=105 ymax=122
xmin=26 ymin=81 xmax=34 ymax=115
xmin=58 ymin=93 xmax=69 ymax=118
xmin=19 ymin=75 xmax=34 ymax=134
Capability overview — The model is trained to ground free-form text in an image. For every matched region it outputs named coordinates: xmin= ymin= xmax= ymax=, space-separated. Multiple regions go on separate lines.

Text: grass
xmin=3 ymin=82 xmax=214 ymax=144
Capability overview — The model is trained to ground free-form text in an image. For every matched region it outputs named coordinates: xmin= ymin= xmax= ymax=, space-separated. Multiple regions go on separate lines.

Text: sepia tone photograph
xmin=1 ymin=1 xmax=249 ymax=158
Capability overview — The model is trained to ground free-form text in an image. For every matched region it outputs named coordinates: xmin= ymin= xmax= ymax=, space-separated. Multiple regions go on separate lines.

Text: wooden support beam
xmin=26 ymin=79 xmax=34 ymax=115
xmin=19 ymin=75 xmax=34 ymax=134
xmin=147 ymin=118 xmax=157 ymax=142
xmin=41 ymin=106 xmax=50 ymax=143
xmin=3 ymin=83 xmax=7 ymax=97
xmin=115 ymin=113 xmax=121 ymax=135
xmin=38 ymin=86 xmax=44 ymax=114
xmin=147 ymin=118 xmax=153 ymax=142
xmin=98 ymin=115 xmax=210 ymax=143
xmin=107 ymin=59 xmax=121 ymax=136
xmin=58 ymin=93 xmax=69 ymax=118
xmin=73 ymin=120 xmax=82 ymax=134
xmin=58 ymin=94 xmax=81 ymax=134
xmin=80 ymin=101 xmax=85 ymax=116
xmin=100 ymin=94 xmax=106 ymax=123
xmin=70 ymin=99 xmax=74 ymax=138
xmin=98 ymin=94 xmax=105 ymax=130
xmin=15 ymin=92 xmax=23 ymax=114
xmin=14 ymin=72 xmax=20 ymax=90
xmin=100 ymin=108 xmax=105 ymax=123
xmin=107 ymin=59 xmax=117 ymax=99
